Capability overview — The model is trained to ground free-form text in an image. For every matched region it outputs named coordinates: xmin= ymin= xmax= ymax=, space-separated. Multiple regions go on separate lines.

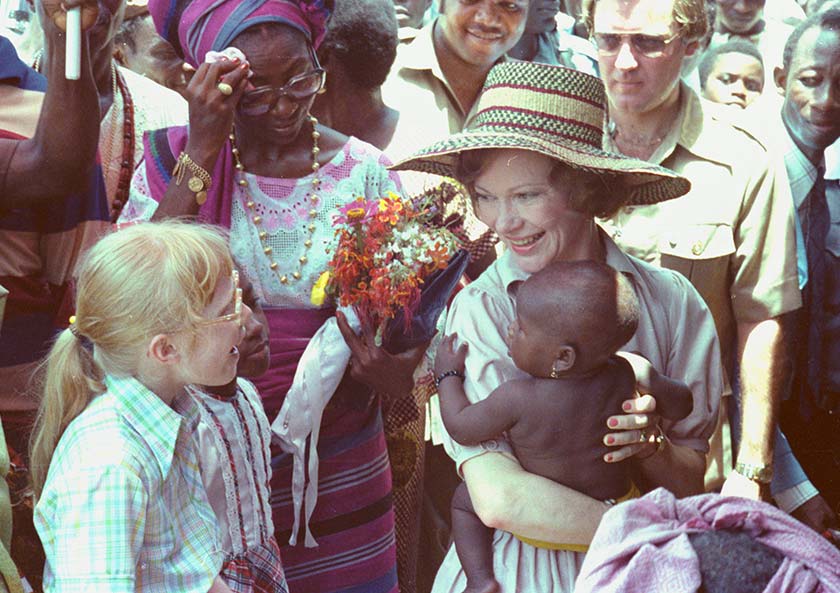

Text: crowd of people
xmin=0 ymin=0 xmax=839 ymax=591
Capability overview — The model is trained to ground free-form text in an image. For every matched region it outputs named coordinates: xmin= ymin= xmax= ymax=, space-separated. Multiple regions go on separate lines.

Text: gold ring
xmin=217 ymin=82 xmax=233 ymax=96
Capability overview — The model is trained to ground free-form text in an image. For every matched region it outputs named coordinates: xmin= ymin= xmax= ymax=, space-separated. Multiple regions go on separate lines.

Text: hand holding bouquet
xmin=312 ymin=191 xmax=468 ymax=352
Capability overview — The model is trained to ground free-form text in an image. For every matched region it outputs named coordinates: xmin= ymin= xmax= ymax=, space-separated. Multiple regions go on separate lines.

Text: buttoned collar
xmin=105 ymin=375 xmax=199 ymax=480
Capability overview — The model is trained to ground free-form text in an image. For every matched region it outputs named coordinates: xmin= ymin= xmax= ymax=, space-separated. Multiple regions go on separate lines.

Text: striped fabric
xmin=34 ymin=375 xmax=223 ymax=592
xmin=258 ymin=309 xmax=398 ymax=593
xmin=0 ymin=56 xmax=110 ymax=431
xmin=270 ymin=405 xmax=398 ymax=593
xmin=147 ymin=0 xmax=333 ymax=67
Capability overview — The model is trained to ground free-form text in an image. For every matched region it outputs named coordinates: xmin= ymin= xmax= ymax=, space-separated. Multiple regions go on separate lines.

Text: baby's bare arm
xmin=439 ymin=380 xmax=528 ymax=446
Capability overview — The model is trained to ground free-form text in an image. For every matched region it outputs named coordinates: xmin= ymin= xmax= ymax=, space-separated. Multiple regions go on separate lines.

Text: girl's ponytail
xmin=30 ymin=328 xmax=104 ymax=498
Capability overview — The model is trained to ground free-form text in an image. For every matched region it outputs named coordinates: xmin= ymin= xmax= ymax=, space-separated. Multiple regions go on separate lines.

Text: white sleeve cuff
xmin=774 ymin=480 xmax=819 ymax=513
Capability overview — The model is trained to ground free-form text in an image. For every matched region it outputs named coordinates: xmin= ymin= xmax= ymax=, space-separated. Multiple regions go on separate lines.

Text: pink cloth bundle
xmin=574 ymin=488 xmax=840 ymax=593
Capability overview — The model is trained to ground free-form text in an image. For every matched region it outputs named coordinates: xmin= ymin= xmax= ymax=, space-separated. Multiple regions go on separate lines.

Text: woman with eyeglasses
xmin=122 ymin=1 xmax=420 ymax=592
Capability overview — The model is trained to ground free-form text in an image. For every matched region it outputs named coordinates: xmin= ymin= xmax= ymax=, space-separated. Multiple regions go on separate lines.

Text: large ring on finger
xmin=217 ymin=82 xmax=233 ymax=96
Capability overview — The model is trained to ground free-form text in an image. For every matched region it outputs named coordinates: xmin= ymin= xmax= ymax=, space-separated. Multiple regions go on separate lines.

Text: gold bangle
xmin=173 ymin=152 xmax=212 ymax=205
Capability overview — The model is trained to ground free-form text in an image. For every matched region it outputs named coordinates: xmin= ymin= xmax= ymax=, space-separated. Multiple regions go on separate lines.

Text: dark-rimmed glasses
xmin=199 ymin=270 xmax=242 ymax=327
xmin=591 ymin=31 xmax=682 ymax=58
xmin=238 ymin=69 xmax=326 ymax=116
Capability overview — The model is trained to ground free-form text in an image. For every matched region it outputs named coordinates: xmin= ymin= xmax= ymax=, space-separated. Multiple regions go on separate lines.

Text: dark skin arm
xmin=150 ymin=58 xmax=250 ymax=220
xmin=336 ymin=310 xmax=429 ymax=404
xmin=435 ymin=334 xmax=521 ymax=445
xmin=1 ymin=0 xmax=100 ymax=210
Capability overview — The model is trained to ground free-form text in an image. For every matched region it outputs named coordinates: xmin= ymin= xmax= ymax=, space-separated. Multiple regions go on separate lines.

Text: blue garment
xmin=0 ymin=36 xmax=45 ymax=91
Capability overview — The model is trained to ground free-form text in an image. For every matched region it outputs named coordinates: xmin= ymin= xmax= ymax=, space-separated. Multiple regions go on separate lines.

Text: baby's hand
xmin=434 ymin=333 xmax=467 ymax=377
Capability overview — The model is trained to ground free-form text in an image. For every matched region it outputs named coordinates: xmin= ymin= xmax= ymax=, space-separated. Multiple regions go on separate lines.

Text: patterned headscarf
xmin=575 ymin=488 xmax=840 ymax=593
xmin=148 ymin=0 xmax=333 ymax=67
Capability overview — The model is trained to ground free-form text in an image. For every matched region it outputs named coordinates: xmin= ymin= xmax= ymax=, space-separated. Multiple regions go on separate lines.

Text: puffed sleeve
xmin=436 ymin=281 xmax=524 ymax=475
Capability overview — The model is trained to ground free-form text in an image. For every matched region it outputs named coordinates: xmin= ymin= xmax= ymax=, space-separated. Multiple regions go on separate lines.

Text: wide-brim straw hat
xmin=391 ymin=62 xmax=690 ymax=206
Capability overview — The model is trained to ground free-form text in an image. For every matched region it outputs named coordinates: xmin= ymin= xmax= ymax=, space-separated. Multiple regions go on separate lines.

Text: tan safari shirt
xmin=600 ymin=84 xmax=802 ymax=391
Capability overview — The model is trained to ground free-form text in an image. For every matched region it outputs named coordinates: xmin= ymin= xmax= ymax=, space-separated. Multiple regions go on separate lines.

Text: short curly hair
xmin=697 ymin=38 xmax=764 ymax=89
xmin=581 ymin=0 xmax=709 ymax=43
xmin=318 ymin=0 xmax=398 ymax=90
xmin=455 ymin=149 xmax=628 ymax=219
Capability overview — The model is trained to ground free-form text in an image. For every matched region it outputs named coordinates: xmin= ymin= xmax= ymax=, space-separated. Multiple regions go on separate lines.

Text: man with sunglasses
xmin=583 ymin=0 xmax=831 ymax=533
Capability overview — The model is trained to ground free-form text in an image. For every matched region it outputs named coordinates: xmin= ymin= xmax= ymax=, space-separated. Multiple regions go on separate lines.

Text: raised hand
xmin=40 ymin=0 xmax=99 ymax=32
xmin=183 ymin=57 xmax=251 ymax=166
xmin=336 ymin=311 xmax=427 ymax=399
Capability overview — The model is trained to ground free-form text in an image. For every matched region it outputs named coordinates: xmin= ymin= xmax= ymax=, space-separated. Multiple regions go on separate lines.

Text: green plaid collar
xmin=104 ymin=375 xmax=195 ymax=480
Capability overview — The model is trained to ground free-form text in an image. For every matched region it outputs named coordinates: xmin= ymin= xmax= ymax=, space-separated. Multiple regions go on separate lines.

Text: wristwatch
xmin=734 ymin=462 xmax=773 ymax=484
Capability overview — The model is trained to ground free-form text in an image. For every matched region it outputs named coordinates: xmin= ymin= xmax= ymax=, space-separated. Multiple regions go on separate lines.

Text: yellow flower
xmin=347 ymin=207 xmax=366 ymax=220
xmin=310 ymin=271 xmax=331 ymax=306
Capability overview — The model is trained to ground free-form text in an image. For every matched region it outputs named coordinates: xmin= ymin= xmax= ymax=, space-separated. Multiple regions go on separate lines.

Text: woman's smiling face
xmin=472 ymin=149 xmax=591 ymax=274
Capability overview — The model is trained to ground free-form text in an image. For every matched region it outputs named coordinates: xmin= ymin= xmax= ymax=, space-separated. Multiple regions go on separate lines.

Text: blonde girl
xmin=30 ymin=220 xmax=249 ymax=593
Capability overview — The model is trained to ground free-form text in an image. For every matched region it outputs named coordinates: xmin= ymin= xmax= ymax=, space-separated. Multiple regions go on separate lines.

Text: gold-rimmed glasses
xmin=199 ymin=270 xmax=242 ymax=327
xmin=591 ymin=31 xmax=683 ymax=58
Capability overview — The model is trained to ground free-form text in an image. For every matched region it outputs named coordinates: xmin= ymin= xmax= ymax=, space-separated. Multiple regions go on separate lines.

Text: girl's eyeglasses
xmin=591 ymin=31 xmax=682 ymax=58
xmin=199 ymin=270 xmax=242 ymax=327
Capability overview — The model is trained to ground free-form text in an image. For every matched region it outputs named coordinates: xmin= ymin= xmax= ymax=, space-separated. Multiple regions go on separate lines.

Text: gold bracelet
xmin=173 ymin=152 xmax=212 ymax=205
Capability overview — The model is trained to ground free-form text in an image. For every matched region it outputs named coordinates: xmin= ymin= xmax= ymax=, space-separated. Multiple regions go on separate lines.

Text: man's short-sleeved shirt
xmin=34 ymin=375 xmax=222 ymax=593
xmin=600 ymin=85 xmax=802 ymax=387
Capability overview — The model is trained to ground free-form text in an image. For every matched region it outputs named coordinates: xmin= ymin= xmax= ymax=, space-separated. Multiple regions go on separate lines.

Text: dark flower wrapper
xmin=383 ymin=249 xmax=470 ymax=354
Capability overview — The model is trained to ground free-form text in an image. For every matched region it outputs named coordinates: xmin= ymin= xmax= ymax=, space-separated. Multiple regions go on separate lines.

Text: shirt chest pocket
xmin=659 ymin=223 xmax=736 ymax=289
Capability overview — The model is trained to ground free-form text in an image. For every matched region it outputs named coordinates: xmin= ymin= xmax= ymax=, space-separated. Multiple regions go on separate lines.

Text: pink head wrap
xmin=575 ymin=488 xmax=840 ymax=593
xmin=147 ymin=0 xmax=333 ymax=67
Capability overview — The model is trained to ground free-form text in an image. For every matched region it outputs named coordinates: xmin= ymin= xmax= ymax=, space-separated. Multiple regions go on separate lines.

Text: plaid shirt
xmin=34 ymin=375 xmax=223 ymax=593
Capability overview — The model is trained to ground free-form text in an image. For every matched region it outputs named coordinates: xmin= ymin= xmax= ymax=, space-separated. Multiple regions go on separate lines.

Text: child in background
xmin=187 ymin=281 xmax=289 ymax=593
xmin=699 ymin=39 xmax=766 ymax=109
xmin=30 ymin=221 xmax=245 ymax=593
xmin=435 ymin=261 xmax=693 ymax=593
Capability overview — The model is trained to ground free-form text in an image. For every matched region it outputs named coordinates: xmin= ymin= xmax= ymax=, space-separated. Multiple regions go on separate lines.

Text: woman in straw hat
xmin=392 ymin=61 xmax=723 ymax=593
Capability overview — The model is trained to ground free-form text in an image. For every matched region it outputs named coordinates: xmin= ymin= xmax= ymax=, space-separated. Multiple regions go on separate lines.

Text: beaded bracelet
xmin=435 ymin=369 xmax=465 ymax=387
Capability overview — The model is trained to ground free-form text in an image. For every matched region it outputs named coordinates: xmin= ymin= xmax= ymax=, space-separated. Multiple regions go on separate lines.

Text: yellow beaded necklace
xmin=230 ymin=116 xmax=322 ymax=285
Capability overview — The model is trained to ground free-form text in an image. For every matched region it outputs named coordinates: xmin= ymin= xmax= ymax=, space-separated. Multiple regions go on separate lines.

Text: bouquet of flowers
xmin=311 ymin=191 xmax=468 ymax=352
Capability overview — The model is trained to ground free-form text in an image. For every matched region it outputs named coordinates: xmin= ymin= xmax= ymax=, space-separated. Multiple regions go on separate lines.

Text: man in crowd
xmin=382 ymin=0 xmax=528 ymax=162
xmin=708 ymin=0 xmax=792 ymax=93
xmin=698 ymin=37 xmax=765 ymax=109
xmin=1 ymin=2 xmax=107 ymax=586
xmin=507 ymin=0 xmax=598 ymax=74
xmin=583 ymin=0 xmax=835 ymax=531
xmin=775 ymin=6 xmax=840 ymax=520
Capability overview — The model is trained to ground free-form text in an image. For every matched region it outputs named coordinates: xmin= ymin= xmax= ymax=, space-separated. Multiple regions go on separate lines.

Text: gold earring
xmin=550 ymin=365 xmax=560 ymax=379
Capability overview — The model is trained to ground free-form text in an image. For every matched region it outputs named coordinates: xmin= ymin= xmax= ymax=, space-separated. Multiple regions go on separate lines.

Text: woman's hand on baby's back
xmin=603 ymin=393 xmax=663 ymax=463
xmin=434 ymin=333 xmax=467 ymax=378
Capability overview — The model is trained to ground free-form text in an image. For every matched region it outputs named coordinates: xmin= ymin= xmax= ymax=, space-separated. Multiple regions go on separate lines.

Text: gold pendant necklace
xmin=229 ymin=116 xmax=322 ymax=285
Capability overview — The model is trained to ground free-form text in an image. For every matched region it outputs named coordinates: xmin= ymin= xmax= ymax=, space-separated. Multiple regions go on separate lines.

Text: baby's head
xmin=508 ymin=261 xmax=639 ymax=378
xmin=699 ymin=39 xmax=765 ymax=109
